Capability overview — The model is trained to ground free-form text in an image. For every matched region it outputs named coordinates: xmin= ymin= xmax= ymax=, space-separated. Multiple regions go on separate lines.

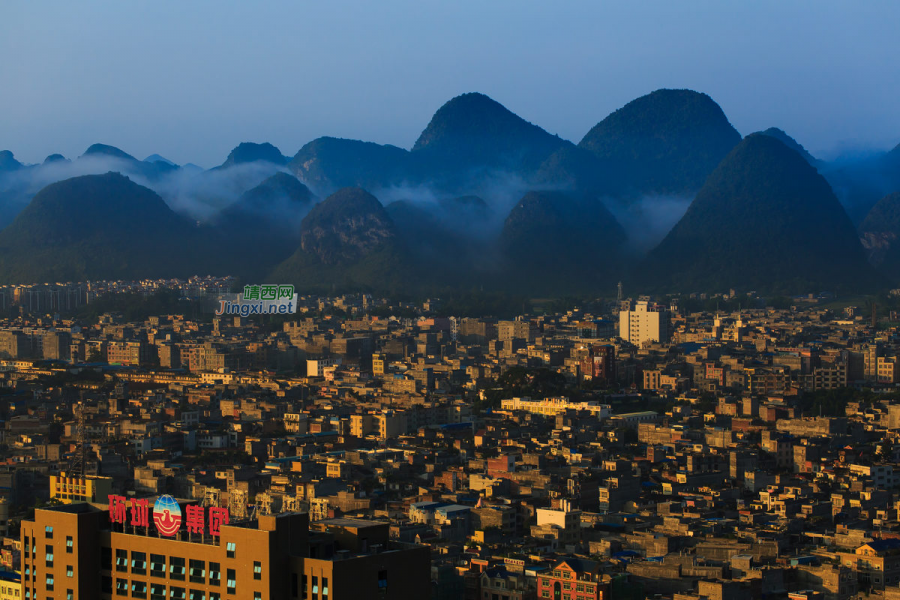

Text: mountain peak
xmin=220 ymin=142 xmax=286 ymax=168
xmin=0 ymin=150 xmax=25 ymax=172
xmin=758 ymin=127 xmax=818 ymax=165
xmin=643 ymin=133 xmax=872 ymax=293
xmin=413 ymin=92 xmax=562 ymax=153
xmin=410 ymin=92 xmax=570 ymax=184
xmin=144 ymin=154 xmax=177 ymax=166
xmin=43 ymin=154 xmax=68 ymax=165
xmin=579 ymin=88 xmax=741 ymax=195
xmin=0 ymin=172 xmax=207 ymax=283
xmin=82 ymin=144 xmax=136 ymax=161
xmin=269 ymin=187 xmax=406 ymax=292
xmin=287 ymin=137 xmax=408 ymax=192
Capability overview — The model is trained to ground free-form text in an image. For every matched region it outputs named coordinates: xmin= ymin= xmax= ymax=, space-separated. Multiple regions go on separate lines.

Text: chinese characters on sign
xmin=215 ymin=284 xmax=297 ymax=316
xmin=130 ymin=498 xmax=149 ymax=528
xmin=243 ymin=284 xmax=294 ymax=301
xmin=108 ymin=495 xmax=230 ymax=538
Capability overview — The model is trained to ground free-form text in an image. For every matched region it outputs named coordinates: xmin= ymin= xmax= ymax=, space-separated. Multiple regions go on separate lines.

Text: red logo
xmin=152 ymin=495 xmax=182 ymax=537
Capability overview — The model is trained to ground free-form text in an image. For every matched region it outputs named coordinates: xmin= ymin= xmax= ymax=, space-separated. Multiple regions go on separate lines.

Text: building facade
xmin=618 ymin=300 xmax=670 ymax=346
xmin=20 ymin=501 xmax=430 ymax=600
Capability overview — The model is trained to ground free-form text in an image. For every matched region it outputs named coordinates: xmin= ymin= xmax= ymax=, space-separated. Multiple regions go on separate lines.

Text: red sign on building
xmin=130 ymin=498 xmax=150 ymax=528
xmin=208 ymin=507 xmax=229 ymax=537
xmin=107 ymin=496 xmax=230 ymax=538
xmin=108 ymin=495 xmax=127 ymax=524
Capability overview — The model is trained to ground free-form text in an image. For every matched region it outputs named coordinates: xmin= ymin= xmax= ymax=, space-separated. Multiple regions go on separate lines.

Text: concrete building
xmin=21 ymin=501 xmax=430 ymax=600
xmin=49 ymin=474 xmax=114 ymax=505
xmin=619 ymin=300 xmax=670 ymax=346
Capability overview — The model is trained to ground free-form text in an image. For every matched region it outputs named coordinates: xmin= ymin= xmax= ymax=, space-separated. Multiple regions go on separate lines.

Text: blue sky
xmin=2 ymin=1 xmax=899 ymax=167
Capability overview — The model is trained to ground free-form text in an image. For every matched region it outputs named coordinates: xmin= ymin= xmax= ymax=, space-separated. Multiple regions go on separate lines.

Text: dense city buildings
xmin=1 ymin=284 xmax=900 ymax=599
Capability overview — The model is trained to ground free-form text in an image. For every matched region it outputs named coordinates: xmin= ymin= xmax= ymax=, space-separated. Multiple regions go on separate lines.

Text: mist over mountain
xmin=0 ymin=173 xmax=223 ymax=283
xmin=269 ymin=187 xmax=409 ymax=293
xmin=500 ymin=190 xmax=627 ymax=295
xmin=211 ymin=172 xmax=317 ymax=276
xmin=386 ymin=195 xmax=494 ymax=287
xmin=79 ymin=144 xmax=178 ymax=182
xmin=144 ymin=154 xmax=177 ymax=166
xmin=643 ymin=134 xmax=875 ymax=294
xmin=0 ymin=151 xmax=26 ymax=173
xmin=820 ymin=141 xmax=900 ymax=225
xmin=859 ymin=192 xmax=900 ymax=271
xmin=578 ymin=89 xmax=742 ymax=198
xmin=2 ymin=88 xmax=898 ymax=295
xmin=0 ymin=142 xmax=284 ymax=226
xmin=42 ymin=154 xmax=68 ymax=165
xmin=216 ymin=172 xmax=315 ymax=235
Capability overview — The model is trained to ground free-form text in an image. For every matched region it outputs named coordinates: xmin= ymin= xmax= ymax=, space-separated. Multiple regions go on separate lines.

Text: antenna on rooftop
xmin=617 ymin=282 xmax=623 ymax=304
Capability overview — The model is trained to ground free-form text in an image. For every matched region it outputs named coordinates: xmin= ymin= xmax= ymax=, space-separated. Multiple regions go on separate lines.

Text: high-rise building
xmin=21 ymin=502 xmax=430 ymax=600
xmin=618 ymin=300 xmax=670 ymax=346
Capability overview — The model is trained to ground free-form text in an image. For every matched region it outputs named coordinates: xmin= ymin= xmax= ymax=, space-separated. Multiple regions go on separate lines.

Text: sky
xmin=1 ymin=1 xmax=899 ymax=167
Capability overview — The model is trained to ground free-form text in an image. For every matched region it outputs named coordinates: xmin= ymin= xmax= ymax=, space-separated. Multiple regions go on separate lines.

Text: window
xmin=44 ymin=527 xmax=53 ymax=539
xmin=189 ymin=560 xmax=205 ymax=584
xmin=45 ymin=546 xmax=54 ymax=567
xmin=116 ymin=549 xmax=128 ymax=572
xmin=209 ymin=594 xmax=220 ymax=600
xmin=65 ymin=537 xmax=73 ymax=554
xmin=253 ymin=594 xmax=261 ymax=600
xmin=226 ymin=569 xmax=236 ymax=594
xmin=46 ymin=576 xmax=54 ymax=592
xmin=170 ymin=587 xmax=185 ymax=600
xmin=132 ymin=581 xmax=147 ymax=599
xmin=226 ymin=543 xmax=235 ymax=559
xmin=312 ymin=576 xmax=318 ymax=596
xmin=66 ymin=566 xmax=73 ymax=578
xmin=132 ymin=552 xmax=147 ymax=576
xmin=302 ymin=575 xmax=307 ymax=600
xmin=117 ymin=578 xmax=128 ymax=596
xmin=209 ymin=563 xmax=220 ymax=586
xmin=322 ymin=578 xmax=328 ymax=597
xmin=150 ymin=584 xmax=166 ymax=600
xmin=189 ymin=592 xmax=205 ymax=600
xmin=253 ymin=562 xmax=261 ymax=580
xmin=67 ymin=590 xmax=73 ymax=600
xmin=151 ymin=555 xmax=166 ymax=578
xmin=170 ymin=557 xmax=185 ymax=581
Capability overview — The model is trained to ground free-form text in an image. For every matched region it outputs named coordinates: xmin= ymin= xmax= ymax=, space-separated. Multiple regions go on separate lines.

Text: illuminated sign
xmin=109 ymin=495 xmax=229 ymax=538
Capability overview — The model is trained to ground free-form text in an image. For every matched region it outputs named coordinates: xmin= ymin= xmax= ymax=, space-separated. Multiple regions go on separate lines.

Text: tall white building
xmin=619 ymin=299 xmax=670 ymax=346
